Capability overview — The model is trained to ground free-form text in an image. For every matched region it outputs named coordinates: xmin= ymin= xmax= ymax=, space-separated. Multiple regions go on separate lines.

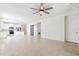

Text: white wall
xmin=28 ymin=15 xmax=65 ymax=41
xmin=66 ymin=14 xmax=79 ymax=43
xmin=28 ymin=9 xmax=79 ymax=42
xmin=41 ymin=15 xmax=65 ymax=41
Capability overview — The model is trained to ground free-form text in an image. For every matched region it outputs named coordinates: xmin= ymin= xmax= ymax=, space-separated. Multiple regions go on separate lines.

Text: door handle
xmin=76 ymin=32 xmax=78 ymax=34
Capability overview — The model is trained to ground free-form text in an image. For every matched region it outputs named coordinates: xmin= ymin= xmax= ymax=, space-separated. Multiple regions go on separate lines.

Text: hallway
xmin=0 ymin=34 xmax=79 ymax=56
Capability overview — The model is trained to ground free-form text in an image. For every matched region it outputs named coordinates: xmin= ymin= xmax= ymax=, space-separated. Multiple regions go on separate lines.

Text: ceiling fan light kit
xmin=31 ymin=3 xmax=53 ymax=16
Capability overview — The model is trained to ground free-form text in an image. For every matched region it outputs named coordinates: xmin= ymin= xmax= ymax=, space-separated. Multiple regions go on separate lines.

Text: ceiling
xmin=0 ymin=3 xmax=79 ymax=23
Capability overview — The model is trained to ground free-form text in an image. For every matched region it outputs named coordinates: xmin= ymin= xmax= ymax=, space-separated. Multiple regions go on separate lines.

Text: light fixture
xmin=31 ymin=3 xmax=53 ymax=16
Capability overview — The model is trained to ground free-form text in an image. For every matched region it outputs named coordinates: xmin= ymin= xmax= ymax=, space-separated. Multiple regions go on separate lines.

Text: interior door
xmin=66 ymin=15 xmax=79 ymax=43
xmin=34 ymin=25 xmax=37 ymax=36
xmin=30 ymin=25 xmax=34 ymax=36
xmin=37 ymin=22 xmax=41 ymax=37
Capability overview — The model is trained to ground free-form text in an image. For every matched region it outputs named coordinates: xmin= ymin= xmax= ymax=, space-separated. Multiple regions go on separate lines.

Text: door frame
xmin=64 ymin=16 xmax=68 ymax=42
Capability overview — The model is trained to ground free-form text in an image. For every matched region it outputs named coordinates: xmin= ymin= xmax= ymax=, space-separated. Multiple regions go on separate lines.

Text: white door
xmin=30 ymin=25 xmax=34 ymax=36
xmin=34 ymin=25 xmax=37 ymax=36
xmin=37 ymin=22 xmax=41 ymax=37
xmin=66 ymin=15 xmax=79 ymax=43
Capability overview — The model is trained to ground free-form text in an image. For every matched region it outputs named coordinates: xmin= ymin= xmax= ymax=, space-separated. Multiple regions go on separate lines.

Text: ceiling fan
xmin=31 ymin=3 xmax=53 ymax=16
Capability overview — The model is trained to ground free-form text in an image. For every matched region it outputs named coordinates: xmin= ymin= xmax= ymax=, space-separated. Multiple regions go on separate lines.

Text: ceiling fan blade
xmin=33 ymin=11 xmax=39 ymax=14
xmin=44 ymin=11 xmax=50 ymax=14
xmin=31 ymin=8 xmax=38 ymax=10
xmin=45 ymin=7 xmax=53 ymax=10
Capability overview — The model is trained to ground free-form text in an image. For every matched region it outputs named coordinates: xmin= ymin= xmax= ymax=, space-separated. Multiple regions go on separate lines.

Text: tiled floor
xmin=0 ymin=33 xmax=79 ymax=56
